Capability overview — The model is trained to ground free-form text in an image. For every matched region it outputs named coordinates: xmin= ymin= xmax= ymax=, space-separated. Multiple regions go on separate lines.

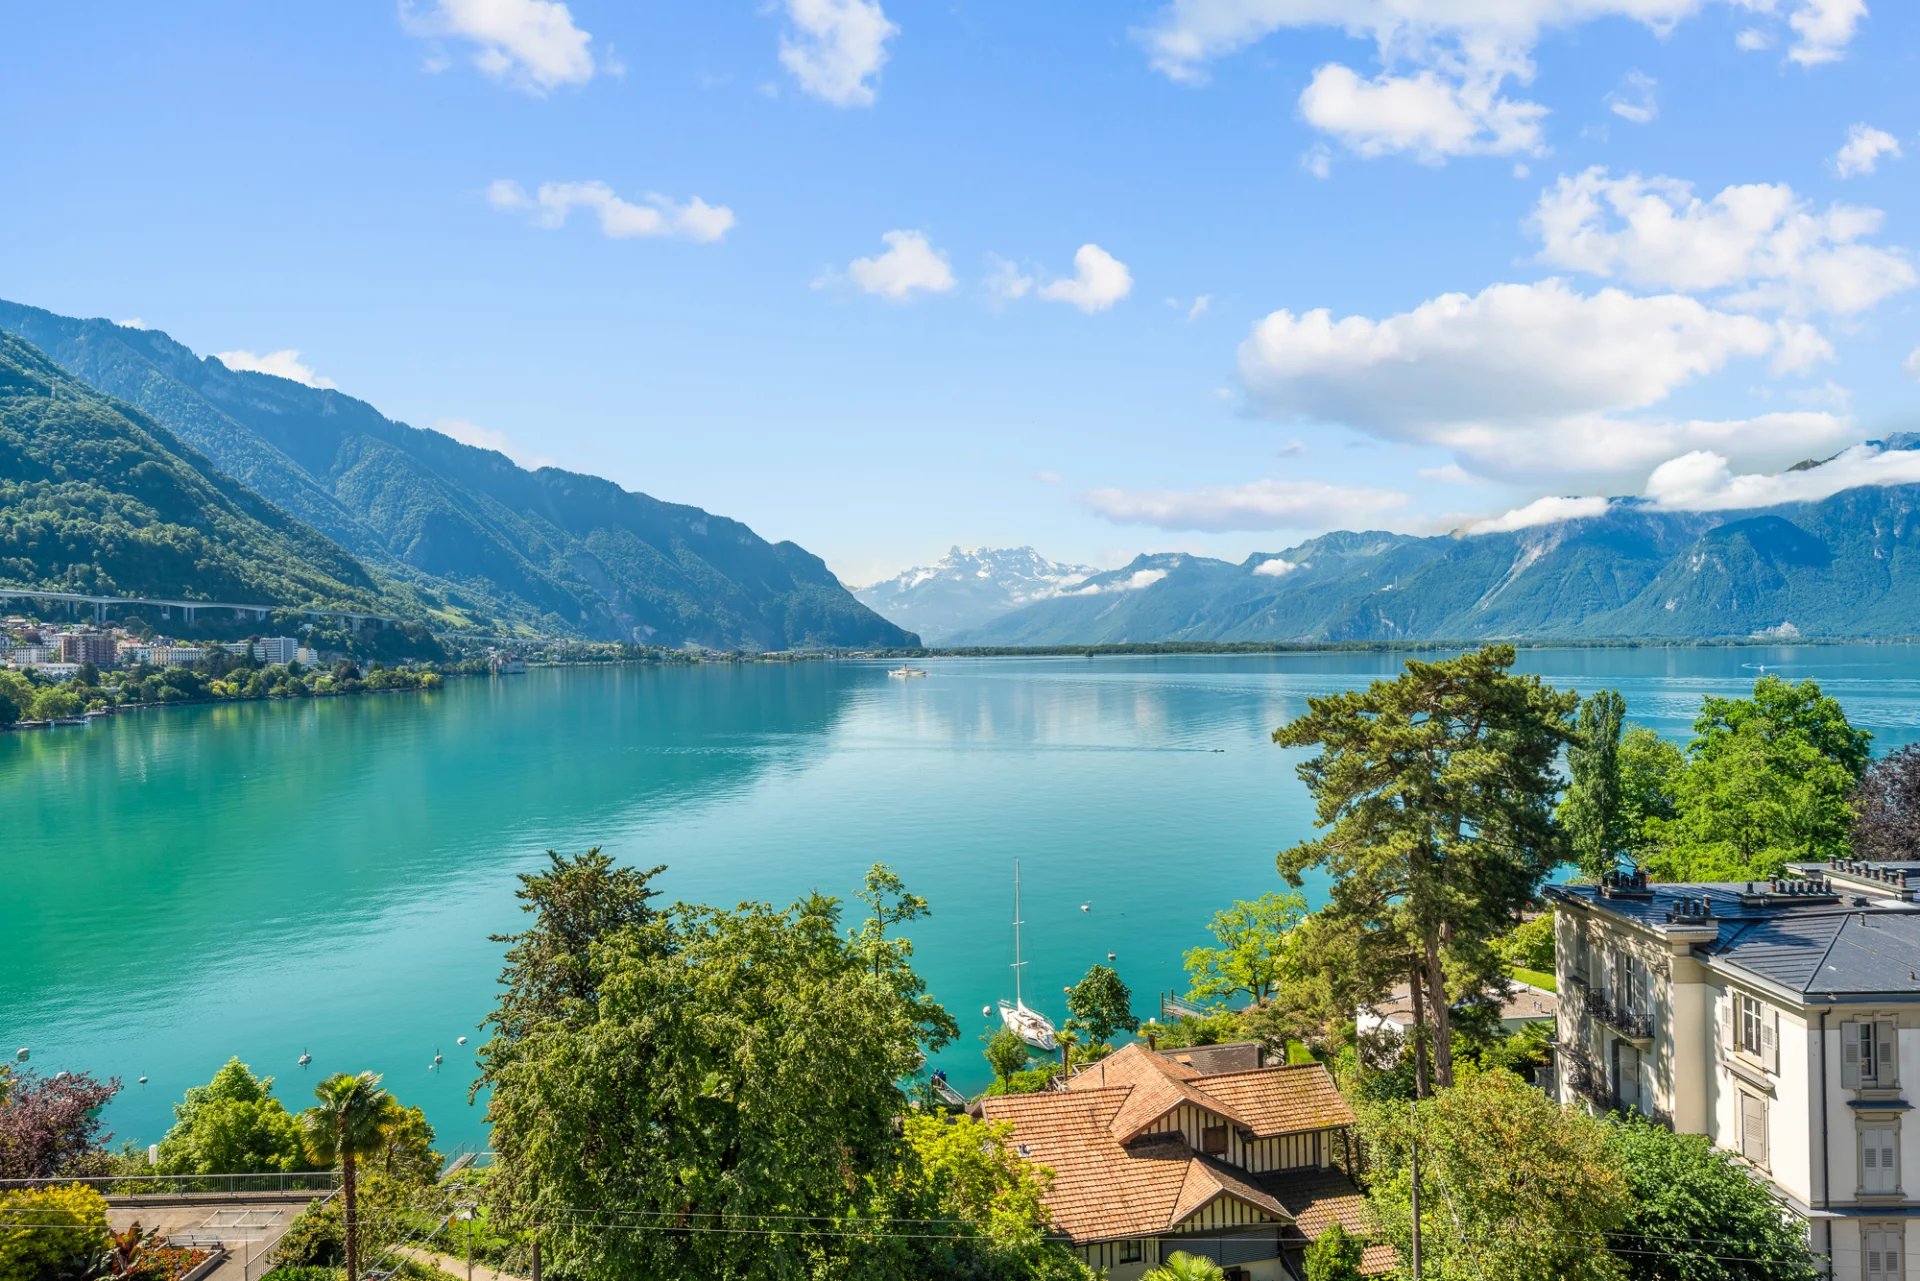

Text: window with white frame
xmin=1738 ymin=994 xmax=1764 ymax=1057
xmin=1861 ymin=1123 xmax=1901 ymax=1195
xmin=1864 ymin=1226 xmax=1903 ymax=1281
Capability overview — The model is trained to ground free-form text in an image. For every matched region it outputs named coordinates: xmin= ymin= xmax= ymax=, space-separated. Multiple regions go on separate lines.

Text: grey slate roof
xmin=1549 ymin=879 xmax=1920 ymax=998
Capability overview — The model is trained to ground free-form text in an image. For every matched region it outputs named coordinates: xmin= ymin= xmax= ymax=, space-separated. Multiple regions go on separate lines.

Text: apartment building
xmin=1548 ymin=861 xmax=1920 ymax=1280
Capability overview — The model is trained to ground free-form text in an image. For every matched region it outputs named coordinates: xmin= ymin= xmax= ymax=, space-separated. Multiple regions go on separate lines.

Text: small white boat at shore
xmin=887 ymin=666 xmax=928 ymax=679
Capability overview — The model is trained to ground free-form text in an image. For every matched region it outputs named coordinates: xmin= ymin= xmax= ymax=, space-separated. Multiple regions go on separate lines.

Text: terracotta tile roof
xmin=982 ymin=1043 xmax=1360 ymax=1245
xmin=1259 ymin=1168 xmax=1395 ymax=1276
xmin=1196 ymin=1063 xmax=1356 ymax=1137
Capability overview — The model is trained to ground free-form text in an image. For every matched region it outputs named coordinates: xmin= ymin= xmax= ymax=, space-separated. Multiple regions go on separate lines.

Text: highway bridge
xmin=0 ymin=586 xmax=400 ymax=630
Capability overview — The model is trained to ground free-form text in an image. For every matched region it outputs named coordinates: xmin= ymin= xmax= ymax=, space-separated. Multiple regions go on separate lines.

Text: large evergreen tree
xmin=1559 ymin=690 xmax=1628 ymax=878
xmin=1274 ymin=645 xmax=1576 ymax=1092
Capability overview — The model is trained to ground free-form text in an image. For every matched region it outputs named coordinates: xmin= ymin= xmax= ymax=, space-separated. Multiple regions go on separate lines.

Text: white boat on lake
xmin=998 ymin=860 xmax=1057 ymax=1051
xmin=887 ymin=666 xmax=928 ymax=679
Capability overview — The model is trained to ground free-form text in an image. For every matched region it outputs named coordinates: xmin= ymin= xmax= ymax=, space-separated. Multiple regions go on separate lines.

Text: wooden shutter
xmin=1878 ymin=1021 xmax=1900 ymax=1086
xmin=1741 ymin=1093 xmax=1768 ymax=1169
xmin=1724 ymin=992 xmax=1737 ymax=1052
xmin=1865 ymin=1229 xmax=1902 ymax=1280
xmin=1862 ymin=1127 xmax=1898 ymax=1194
xmin=1762 ymin=1011 xmax=1779 ymax=1073
xmin=1843 ymin=1022 xmax=1863 ymax=1089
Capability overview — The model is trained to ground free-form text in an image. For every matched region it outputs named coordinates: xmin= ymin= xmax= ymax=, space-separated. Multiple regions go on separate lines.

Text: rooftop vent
xmin=1664 ymin=896 xmax=1715 ymax=925
xmin=1599 ymin=868 xmax=1654 ymax=900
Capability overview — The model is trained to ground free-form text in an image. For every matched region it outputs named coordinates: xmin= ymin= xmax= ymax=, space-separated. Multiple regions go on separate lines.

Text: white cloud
xmin=115 ymin=318 xmax=148 ymax=329
xmin=1643 ymin=442 xmax=1920 ymax=511
xmin=1529 ymin=168 xmax=1915 ymax=315
xmin=430 ymin=417 xmax=554 ymax=469
xmin=1735 ymin=26 xmax=1773 ymax=50
xmin=1031 ymin=469 xmax=1064 ymax=484
xmin=826 ymin=230 xmax=956 ymax=299
xmin=488 ymin=179 xmax=735 ymax=242
xmin=213 ymin=349 xmax=337 ymax=389
xmin=1185 ymin=294 xmax=1211 ymax=321
xmin=986 ymin=255 xmax=1034 ymax=300
xmin=1302 ymin=146 xmax=1334 ymax=179
xmin=1419 ymin=463 xmax=1475 ymax=484
xmin=1252 ymin=556 xmax=1304 ymax=576
xmin=1787 ymin=0 xmax=1865 ymax=65
xmin=1833 ymin=123 xmax=1901 ymax=178
xmin=1085 ymin=478 xmax=1408 ymax=532
xmin=778 ymin=0 xmax=897 ymax=107
xmin=401 ymin=0 xmax=596 ymax=93
xmin=1133 ymin=1 xmax=1862 ymax=161
xmin=1605 ymin=70 xmax=1658 ymax=124
xmin=1299 ymin=63 xmax=1546 ymax=161
xmin=1068 ymin=568 xmax=1170 ymax=595
xmin=1038 ymin=244 xmax=1133 ymax=313
xmin=1236 ymin=278 xmax=1847 ymax=488
xmin=1905 ymin=346 xmax=1920 ymax=380
xmin=1465 ymin=494 xmax=1612 ymax=534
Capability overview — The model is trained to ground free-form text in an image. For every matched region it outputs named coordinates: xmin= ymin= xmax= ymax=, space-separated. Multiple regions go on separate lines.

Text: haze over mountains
xmin=0 ymin=302 xmax=915 ymax=651
xmin=866 ymin=442 xmax=1920 ymax=646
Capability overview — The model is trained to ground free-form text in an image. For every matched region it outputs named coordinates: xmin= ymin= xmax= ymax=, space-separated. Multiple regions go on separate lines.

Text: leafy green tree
xmin=373 ymin=1100 xmax=440 ymax=1185
xmin=30 ymin=686 xmax=82 ymax=720
xmin=1302 ymin=1222 xmax=1365 ymax=1281
xmin=1274 ymin=645 xmax=1577 ymax=1092
xmin=1144 ymin=1250 xmax=1226 ymax=1281
xmin=1065 ymin=964 xmax=1137 ymax=1043
xmin=297 ymin=1071 xmax=393 ymax=1281
xmin=1650 ymin=676 xmax=1870 ymax=880
xmin=1605 ymin=1116 xmax=1819 ymax=1281
xmin=1493 ymin=915 xmax=1554 ymax=972
xmin=985 ymin=1026 xmax=1031 ymax=1086
xmin=480 ymin=848 xmax=663 ymax=1064
xmin=1182 ymin=892 xmax=1307 ymax=1005
xmin=841 ymin=1114 xmax=1096 ymax=1281
xmin=1618 ymin=726 xmax=1683 ymax=864
xmin=1360 ymin=1069 xmax=1629 ymax=1281
xmin=1560 ymin=690 xmax=1628 ymax=878
xmin=483 ymin=880 xmax=957 ymax=1281
xmin=154 ymin=1058 xmax=307 ymax=1176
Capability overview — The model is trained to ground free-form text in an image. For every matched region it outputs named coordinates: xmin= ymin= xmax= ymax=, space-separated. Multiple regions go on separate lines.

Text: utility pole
xmin=1408 ymin=1097 xmax=1422 ymax=1280
xmin=531 ymin=1239 xmax=541 ymax=1281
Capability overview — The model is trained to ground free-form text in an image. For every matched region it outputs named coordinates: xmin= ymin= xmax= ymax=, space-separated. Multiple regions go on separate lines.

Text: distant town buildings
xmin=2 ymin=617 xmax=315 ymax=673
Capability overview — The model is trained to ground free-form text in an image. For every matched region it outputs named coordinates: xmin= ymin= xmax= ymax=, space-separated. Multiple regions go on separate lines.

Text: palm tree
xmin=1144 ymin=1250 xmax=1227 ymax=1281
xmin=299 ymin=1071 xmax=392 ymax=1281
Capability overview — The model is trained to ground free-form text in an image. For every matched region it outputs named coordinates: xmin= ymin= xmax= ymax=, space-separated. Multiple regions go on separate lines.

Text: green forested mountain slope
xmin=952 ymin=459 xmax=1920 ymax=645
xmin=0 ymin=302 xmax=914 ymax=649
xmin=0 ymin=332 xmax=390 ymax=611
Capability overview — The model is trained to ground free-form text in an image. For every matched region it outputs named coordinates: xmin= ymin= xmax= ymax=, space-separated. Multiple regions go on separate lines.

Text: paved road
xmin=108 ymin=1193 xmax=318 ymax=1281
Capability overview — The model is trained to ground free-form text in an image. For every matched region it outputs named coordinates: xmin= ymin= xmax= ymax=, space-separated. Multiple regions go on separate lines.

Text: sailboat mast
xmin=1012 ymin=859 xmax=1024 ymax=1008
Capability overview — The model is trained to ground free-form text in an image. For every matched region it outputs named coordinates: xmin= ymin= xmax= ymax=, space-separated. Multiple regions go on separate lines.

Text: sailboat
xmin=997 ymin=860 xmax=1057 ymax=1051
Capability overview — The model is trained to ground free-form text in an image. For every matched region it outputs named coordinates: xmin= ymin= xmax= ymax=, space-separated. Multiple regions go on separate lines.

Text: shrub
xmin=0 ymin=1183 xmax=111 ymax=1281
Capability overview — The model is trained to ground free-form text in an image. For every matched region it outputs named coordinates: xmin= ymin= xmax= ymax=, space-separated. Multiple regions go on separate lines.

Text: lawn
xmin=1510 ymin=966 xmax=1557 ymax=992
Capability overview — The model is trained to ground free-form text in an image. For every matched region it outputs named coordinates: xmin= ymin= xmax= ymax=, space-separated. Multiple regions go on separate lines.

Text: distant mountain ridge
xmin=0 ymin=302 xmax=915 ymax=650
xmin=950 ymin=444 xmax=1920 ymax=645
xmin=855 ymin=546 xmax=1095 ymax=644
xmin=0 ymin=331 xmax=393 ymax=613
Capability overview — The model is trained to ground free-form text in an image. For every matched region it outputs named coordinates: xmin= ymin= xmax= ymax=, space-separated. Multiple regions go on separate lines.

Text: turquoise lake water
xmin=6 ymin=646 xmax=1920 ymax=1152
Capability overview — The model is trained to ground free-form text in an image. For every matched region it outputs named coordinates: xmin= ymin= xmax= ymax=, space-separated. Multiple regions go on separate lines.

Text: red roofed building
xmin=979 ymin=1042 xmax=1389 ymax=1278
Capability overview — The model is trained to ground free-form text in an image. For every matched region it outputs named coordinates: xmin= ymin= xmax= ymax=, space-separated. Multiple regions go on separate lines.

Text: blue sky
xmin=4 ymin=1 xmax=1918 ymax=585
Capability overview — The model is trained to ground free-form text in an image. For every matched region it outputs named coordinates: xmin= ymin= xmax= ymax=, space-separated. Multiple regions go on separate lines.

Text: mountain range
xmin=854 ymin=546 xmax=1096 ymax=644
xmin=860 ymin=444 xmax=1920 ymax=646
xmin=0 ymin=302 xmax=914 ymax=650
xmin=0 ymin=331 xmax=395 ymax=615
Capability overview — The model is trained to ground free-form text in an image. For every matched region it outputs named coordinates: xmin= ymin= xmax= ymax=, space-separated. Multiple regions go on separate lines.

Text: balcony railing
xmin=1585 ymin=989 xmax=1655 ymax=1043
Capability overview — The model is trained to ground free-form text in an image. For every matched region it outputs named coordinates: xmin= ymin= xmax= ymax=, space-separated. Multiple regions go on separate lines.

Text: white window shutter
xmin=1842 ymin=1022 xmax=1863 ymax=1089
xmin=1878 ymin=1021 xmax=1899 ymax=1086
xmin=1724 ymin=993 xmax=1737 ymax=1051
xmin=1762 ymin=1012 xmax=1779 ymax=1073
